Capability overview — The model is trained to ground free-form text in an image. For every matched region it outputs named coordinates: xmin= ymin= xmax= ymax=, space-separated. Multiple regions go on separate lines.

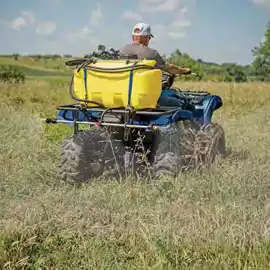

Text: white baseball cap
xmin=132 ymin=23 xmax=154 ymax=38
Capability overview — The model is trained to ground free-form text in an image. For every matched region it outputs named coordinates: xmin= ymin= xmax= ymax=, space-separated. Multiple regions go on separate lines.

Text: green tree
xmin=98 ymin=44 xmax=106 ymax=52
xmin=223 ymin=63 xmax=247 ymax=82
xmin=252 ymin=22 xmax=270 ymax=81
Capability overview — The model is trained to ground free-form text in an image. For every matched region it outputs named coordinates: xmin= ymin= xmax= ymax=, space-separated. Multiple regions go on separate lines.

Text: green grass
xmin=0 ymin=56 xmax=72 ymax=78
xmin=0 ymin=78 xmax=270 ymax=269
xmin=1 ymin=64 xmax=70 ymax=77
xmin=0 ymin=56 xmax=73 ymax=72
xmin=27 ymin=75 xmax=71 ymax=81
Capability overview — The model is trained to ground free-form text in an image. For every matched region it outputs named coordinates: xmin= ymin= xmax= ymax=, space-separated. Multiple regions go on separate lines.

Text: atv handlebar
xmin=162 ymin=71 xmax=201 ymax=88
xmin=163 ymin=71 xmax=199 ymax=77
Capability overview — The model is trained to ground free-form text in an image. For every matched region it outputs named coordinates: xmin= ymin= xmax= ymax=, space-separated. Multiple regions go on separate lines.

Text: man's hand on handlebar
xmin=164 ymin=62 xmax=192 ymax=76
xmin=178 ymin=68 xmax=192 ymax=75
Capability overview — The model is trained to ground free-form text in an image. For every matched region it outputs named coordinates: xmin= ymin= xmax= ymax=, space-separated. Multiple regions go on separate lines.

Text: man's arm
xmin=164 ymin=62 xmax=191 ymax=75
xmin=154 ymin=50 xmax=191 ymax=75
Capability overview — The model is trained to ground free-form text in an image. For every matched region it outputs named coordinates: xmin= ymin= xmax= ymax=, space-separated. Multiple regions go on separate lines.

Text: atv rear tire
xmin=151 ymin=121 xmax=190 ymax=177
xmin=58 ymin=127 xmax=125 ymax=184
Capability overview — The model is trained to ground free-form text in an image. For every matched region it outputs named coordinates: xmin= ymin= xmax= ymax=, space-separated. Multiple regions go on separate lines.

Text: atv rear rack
xmin=45 ymin=118 xmax=156 ymax=130
xmin=55 ymin=104 xmax=182 ymax=115
xmin=44 ymin=103 xmax=192 ymax=134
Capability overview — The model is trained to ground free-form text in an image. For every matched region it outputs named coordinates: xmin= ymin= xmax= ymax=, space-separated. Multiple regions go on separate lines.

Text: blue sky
xmin=0 ymin=0 xmax=269 ymax=64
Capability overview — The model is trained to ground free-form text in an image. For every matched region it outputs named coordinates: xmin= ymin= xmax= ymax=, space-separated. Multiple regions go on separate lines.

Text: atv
xmin=45 ymin=54 xmax=226 ymax=183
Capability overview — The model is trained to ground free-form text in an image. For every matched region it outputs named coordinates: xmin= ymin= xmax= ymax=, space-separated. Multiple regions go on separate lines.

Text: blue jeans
xmin=158 ymin=89 xmax=185 ymax=107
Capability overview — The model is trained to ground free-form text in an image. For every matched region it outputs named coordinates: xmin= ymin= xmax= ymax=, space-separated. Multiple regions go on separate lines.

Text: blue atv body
xmin=45 ymin=58 xmax=226 ymax=183
xmin=56 ymin=88 xmax=222 ymax=127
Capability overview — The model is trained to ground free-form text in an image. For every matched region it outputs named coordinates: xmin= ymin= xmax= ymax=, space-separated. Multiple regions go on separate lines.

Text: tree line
xmin=84 ymin=22 xmax=270 ymax=83
xmin=166 ymin=22 xmax=269 ymax=82
xmin=1 ymin=22 xmax=269 ymax=83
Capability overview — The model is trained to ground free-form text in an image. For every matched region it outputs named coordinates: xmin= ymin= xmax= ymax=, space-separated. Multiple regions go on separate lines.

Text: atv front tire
xmin=178 ymin=122 xmax=227 ymax=171
xmin=151 ymin=120 xmax=226 ymax=177
xmin=199 ymin=123 xmax=227 ymax=163
xmin=58 ymin=127 xmax=124 ymax=184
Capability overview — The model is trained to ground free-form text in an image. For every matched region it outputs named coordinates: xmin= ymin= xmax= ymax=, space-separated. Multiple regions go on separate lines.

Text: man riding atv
xmin=119 ymin=22 xmax=191 ymax=107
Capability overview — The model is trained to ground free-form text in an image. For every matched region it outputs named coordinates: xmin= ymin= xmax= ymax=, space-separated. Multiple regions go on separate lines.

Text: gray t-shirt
xmin=119 ymin=43 xmax=166 ymax=69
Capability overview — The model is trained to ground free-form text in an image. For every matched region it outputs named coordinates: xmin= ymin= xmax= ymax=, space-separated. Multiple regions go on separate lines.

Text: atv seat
xmin=71 ymin=59 xmax=162 ymax=109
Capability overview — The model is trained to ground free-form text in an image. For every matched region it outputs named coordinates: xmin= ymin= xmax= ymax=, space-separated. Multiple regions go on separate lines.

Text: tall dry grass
xmin=0 ymin=79 xmax=270 ymax=269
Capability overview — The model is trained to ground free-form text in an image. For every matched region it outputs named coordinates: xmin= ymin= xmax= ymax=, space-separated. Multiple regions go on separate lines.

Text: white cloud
xmin=144 ymin=0 xmax=164 ymax=3
xmin=36 ymin=21 xmax=56 ymax=35
xmin=250 ymin=0 xmax=270 ymax=8
xmin=179 ymin=6 xmax=188 ymax=13
xmin=148 ymin=24 xmax=167 ymax=49
xmin=10 ymin=17 xmax=27 ymax=30
xmin=89 ymin=3 xmax=102 ymax=25
xmin=121 ymin=10 xmax=143 ymax=21
xmin=66 ymin=27 xmax=103 ymax=56
xmin=139 ymin=1 xmax=193 ymax=40
xmin=139 ymin=0 xmax=183 ymax=12
xmin=21 ymin=11 xmax=36 ymax=25
xmin=168 ymin=31 xmax=186 ymax=39
xmin=68 ymin=27 xmax=93 ymax=41
xmin=171 ymin=20 xmax=191 ymax=27
xmin=151 ymin=24 xmax=166 ymax=35
xmin=47 ymin=0 xmax=63 ymax=6
xmin=9 ymin=10 xmax=36 ymax=30
xmin=151 ymin=19 xmax=189 ymax=41
xmin=8 ymin=11 xmax=56 ymax=36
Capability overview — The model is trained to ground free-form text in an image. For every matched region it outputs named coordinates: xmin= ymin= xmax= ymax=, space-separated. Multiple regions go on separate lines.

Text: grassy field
xmin=0 ymin=56 xmax=73 ymax=71
xmin=0 ymin=74 xmax=270 ymax=269
xmin=0 ymin=56 xmax=72 ymax=78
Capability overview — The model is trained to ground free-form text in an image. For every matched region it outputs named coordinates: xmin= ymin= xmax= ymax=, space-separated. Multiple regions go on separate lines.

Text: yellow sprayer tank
xmin=72 ymin=59 xmax=162 ymax=109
